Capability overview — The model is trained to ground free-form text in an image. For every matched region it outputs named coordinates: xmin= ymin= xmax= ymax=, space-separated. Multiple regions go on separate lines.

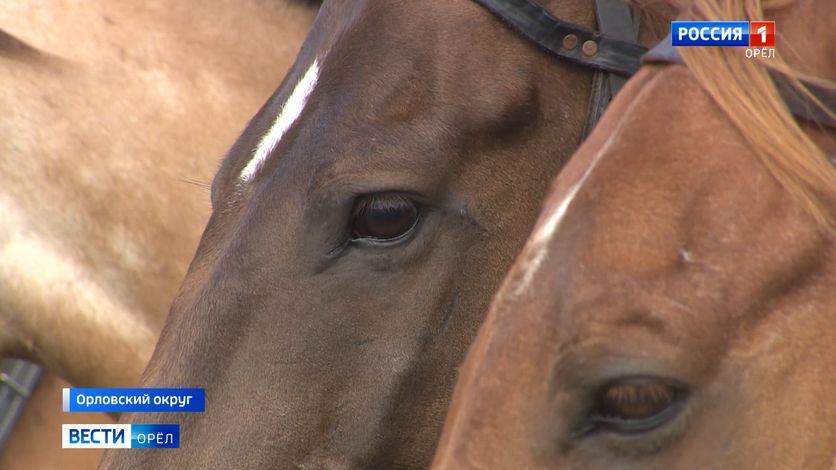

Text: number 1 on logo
xmin=757 ymin=25 xmax=767 ymax=43
xmin=750 ymin=21 xmax=775 ymax=47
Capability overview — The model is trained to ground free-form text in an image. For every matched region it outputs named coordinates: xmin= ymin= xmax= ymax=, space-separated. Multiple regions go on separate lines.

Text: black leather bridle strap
xmin=473 ymin=0 xmax=647 ymax=76
xmin=594 ymin=0 xmax=640 ymax=95
xmin=772 ymin=76 xmax=836 ymax=129
xmin=643 ymin=34 xmax=836 ymax=129
xmin=583 ymin=0 xmax=641 ymax=137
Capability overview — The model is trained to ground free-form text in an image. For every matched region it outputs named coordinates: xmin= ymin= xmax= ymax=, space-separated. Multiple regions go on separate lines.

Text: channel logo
xmin=672 ymin=21 xmax=775 ymax=47
xmin=62 ymin=424 xmax=180 ymax=449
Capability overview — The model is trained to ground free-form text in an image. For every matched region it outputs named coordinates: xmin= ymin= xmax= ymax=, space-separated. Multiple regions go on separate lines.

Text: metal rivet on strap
xmin=581 ymin=40 xmax=598 ymax=56
xmin=562 ymin=34 xmax=578 ymax=50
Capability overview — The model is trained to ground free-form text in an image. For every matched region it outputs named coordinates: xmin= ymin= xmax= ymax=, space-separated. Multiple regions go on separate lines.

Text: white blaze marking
xmin=239 ymin=60 xmax=320 ymax=182
xmin=512 ymin=160 xmax=600 ymax=296
xmin=512 ymin=115 xmax=630 ymax=296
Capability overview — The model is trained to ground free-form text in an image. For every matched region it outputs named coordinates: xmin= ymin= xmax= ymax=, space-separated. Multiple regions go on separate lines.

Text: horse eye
xmin=350 ymin=193 xmax=419 ymax=241
xmin=592 ymin=378 xmax=682 ymax=433
xmin=601 ymin=379 xmax=675 ymax=419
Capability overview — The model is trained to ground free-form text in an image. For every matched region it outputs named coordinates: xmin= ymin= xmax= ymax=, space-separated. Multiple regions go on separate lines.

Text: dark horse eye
xmin=350 ymin=193 xmax=419 ymax=241
xmin=592 ymin=378 xmax=682 ymax=433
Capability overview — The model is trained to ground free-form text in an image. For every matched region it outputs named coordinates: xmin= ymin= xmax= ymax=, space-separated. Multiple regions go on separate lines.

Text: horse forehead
xmin=233 ymin=5 xmax=452 ymax=186
xmin=239 ymin=59 xmax=321 ymax=183
xmin=549 ymin=68 xmax=750 ymax=259
xmin=541 ymin=69 xmax=827 ymax=332
xmin=507 ymin=69 xmax=669 ymax=297
xmin=232 ymin=3 xmax=543 ymax=193
xmin=506 ymin=70 xmax=751 ymax=335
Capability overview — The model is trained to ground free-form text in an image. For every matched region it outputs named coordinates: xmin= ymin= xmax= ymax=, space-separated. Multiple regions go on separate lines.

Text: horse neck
xmin=0 ymin=261 xmax=156 ymax=388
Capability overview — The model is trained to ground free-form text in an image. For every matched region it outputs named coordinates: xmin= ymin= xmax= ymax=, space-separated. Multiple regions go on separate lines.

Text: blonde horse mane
xmin=674 ymin=0 xmax=836 ymax=232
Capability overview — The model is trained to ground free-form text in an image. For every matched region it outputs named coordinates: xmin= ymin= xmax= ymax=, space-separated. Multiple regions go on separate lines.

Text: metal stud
xmin=562 ymin=34 xmax=578 ymax=49
xmin=581 ymin=40 xmax=598 ymax=56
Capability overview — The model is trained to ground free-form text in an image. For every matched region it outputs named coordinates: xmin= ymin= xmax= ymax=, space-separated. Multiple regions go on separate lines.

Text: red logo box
xmin=750 ymin=21 xmax=775 ymax=47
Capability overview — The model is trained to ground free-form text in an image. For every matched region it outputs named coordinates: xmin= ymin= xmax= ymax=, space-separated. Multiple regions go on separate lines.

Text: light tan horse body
xmin=0 ymin=1 xmax=313 ymax=386
xmin=0 ymin=1 xmax=316 ymax=467
xmin=1 ymin=0 xmax=316 ymax=391
xmin=434 ymin=0 xmax=836 ymax=468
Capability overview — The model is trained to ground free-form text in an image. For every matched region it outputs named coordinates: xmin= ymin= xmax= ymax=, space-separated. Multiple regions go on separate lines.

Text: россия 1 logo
xmin=671 ymin=21 xmax=776 ymax=58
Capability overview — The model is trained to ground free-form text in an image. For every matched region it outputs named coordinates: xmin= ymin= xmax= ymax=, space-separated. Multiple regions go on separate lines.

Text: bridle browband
xmin=473 ymin=0 xmax=645 ymax=76
xmin=472 ymin=0 xmax=836 ymax=132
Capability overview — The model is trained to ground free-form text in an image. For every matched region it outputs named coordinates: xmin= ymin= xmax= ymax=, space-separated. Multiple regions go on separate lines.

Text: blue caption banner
xmin=671 ymin=21 xmax=749 ymax=46
xmin=63 ymin=388 xmax=205 ymax=413
xmin=62 ymin=424 xmax=180 ymax=448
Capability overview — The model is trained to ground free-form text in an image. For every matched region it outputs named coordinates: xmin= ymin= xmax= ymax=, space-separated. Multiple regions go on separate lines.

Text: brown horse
xmin=433 ymin=0 xmax=836 ymax=468
xmin=102 ymin=1 xmax=668 ymax=468
xmin=0 ymin=0 xmax=316 ymax=468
